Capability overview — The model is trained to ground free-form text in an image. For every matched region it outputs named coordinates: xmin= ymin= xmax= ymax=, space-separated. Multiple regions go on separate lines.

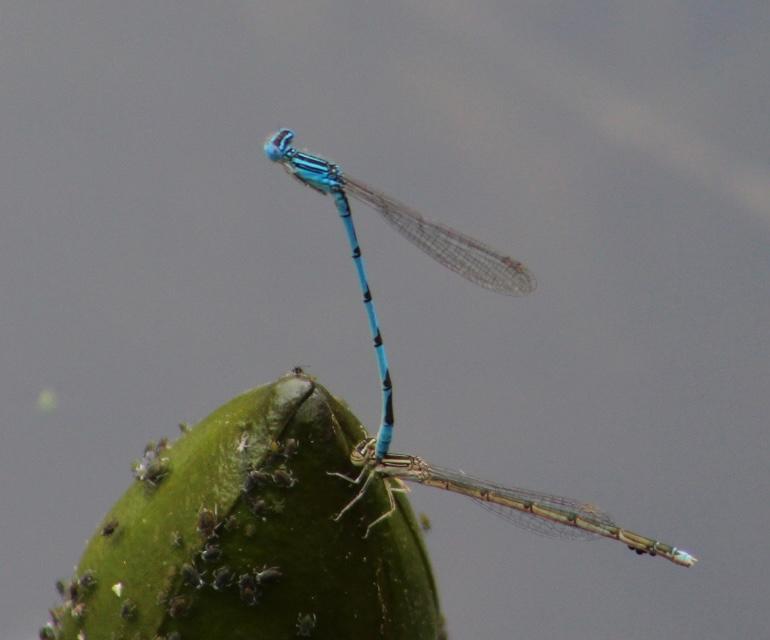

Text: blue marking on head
xmin=264 ymin=129 xmax=295 ymax=162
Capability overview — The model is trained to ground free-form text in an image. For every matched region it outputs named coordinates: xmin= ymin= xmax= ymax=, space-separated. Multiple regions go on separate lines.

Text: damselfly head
xmin=264 ymin=129 xmax=295 ymax=162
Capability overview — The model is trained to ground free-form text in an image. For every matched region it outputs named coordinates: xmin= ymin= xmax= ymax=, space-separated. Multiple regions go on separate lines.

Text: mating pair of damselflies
xmin=264 ymin=129 xmax=696 ymax=567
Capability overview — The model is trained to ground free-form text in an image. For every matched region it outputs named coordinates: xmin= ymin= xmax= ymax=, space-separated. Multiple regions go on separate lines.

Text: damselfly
xmin=330 ymin=438 xmax=697 ymax=568
xmin=265 ymin=129 xmax=534 ymax=459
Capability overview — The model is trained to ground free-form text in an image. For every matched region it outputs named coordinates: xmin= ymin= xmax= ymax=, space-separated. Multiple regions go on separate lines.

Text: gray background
xmin=2 ymin=1 xmax=769 ymax=638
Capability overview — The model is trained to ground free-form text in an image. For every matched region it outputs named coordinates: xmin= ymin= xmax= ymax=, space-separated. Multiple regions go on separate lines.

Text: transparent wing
xmin=343 ymin=175 xmax=536 ymax=296
xmin=427 ymin=464 xmax=615 ymax=540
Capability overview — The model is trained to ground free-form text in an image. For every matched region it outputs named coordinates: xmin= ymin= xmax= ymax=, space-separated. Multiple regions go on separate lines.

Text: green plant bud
xmin=51 ymin=372 xmax=442 ymax=639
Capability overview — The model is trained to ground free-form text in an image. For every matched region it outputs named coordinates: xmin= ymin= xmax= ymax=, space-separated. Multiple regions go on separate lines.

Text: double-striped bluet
xmin=264 ymin=129 xmax=535 ymax=459
xmin=331 ymin=439 xmax=697 ymax=568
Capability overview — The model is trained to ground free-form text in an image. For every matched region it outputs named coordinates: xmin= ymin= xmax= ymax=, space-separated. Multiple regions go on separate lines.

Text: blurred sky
xmin=2 ymin=2 xmax=769 ymax=638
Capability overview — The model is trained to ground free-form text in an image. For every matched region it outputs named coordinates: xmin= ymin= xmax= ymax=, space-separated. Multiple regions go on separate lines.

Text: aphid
xmin=101 ymin=519 xmax=119 ymax=537
xmin=111 ymin=582 xmax=123 ymax=597
xmin=272 ymin=469 xmax=296 ymax=488
xmin=212 ymin=565 xmax=234 ymax=591
xmin=155 ymin=436 xmax=170 ymax=453
xmin=143 ymin=440 xmax=157 ymax=456
xmin=78 ymin=569 xmax=97 ymax=592
xmin=54 ymin=579 xmax=67 ymax=598
xmin=238 ymin=573 xmax=260 ymax=606
xmin=180 ymin=563 xmax=205 ymax=590
xmin=418 ymin=512 xmax=432 ymax=532
xmin=143 ymin=457 xmax=170 ymax=486
xmin=296 ymin=612 xmax=317 ymax=637
xmin=291 ymin=366 xmax=304 ymax=375
xmin=200 ymin=543 xmax=222 ymax=563
xmin=255 ymin=565 xmax=282 ymax=585
xmin=120 ymin=598 xmax=137 ymax=621
xmin=167 ymin=595 xmax=191 ymax=619
xmin=196 ymin=507 xmax=220 ymax=539
xmin=222 ymin=514 xmax=239 ymax=532
xmin=178 ymin=422 xmax=191 ymax=434
xmin=244 ymin=469 xmax=271 ymax=493
xmin=71 ymin=602 xmax=86 ymax=619
xmin=68 ymin=580 xmax=79 ymax=602
xmin=132 ymin=452 xmax=170 ymax=486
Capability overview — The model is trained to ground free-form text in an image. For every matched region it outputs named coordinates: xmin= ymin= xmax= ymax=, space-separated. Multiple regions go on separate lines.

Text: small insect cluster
xmin=240 ymin=436 xmax=299 ymax=520
xmin=170 ymin=499 xmax=286 ymax=618
xmin=40 ymin=569 xmax=97 ymax=639
xmin=132 ymin=437 xmax=172 ymax=488
xmin=154 ymin=434 xmax=301 ymax=621
xmin=41 ymin=426 xmax=309 ymax=638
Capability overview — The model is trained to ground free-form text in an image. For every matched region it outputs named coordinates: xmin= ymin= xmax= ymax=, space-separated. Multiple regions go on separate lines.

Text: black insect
xmin=181 ymin=563 xmax=205 ymax=590
xmin=101 ymin=519 xmax=119 ymax=536
xmin=67 ymin=580 xmax=79 ymax=602
xmin=167 ymin=595 xmax=191 ymax=619
xmin=200 ymin=543 xmax=222 ymax=563
xmin=54 ymin=579 xmax=67 ymax=598
xmin=120 ymin=598 xmax=137 ymax=621
xmin=133 ymin=450 xmax=170 ymax=487
xmin=197 ymin=507 xmax=220 ymax=539
xmin=222 ymin=514 xmax=239 ymax=532
xmin=78 ymin=569 xmax=97 ymax=592
xmin=212 ymin=565 xmax=234 ymax=591
xmin=244 ymin=469 xmax=272 ymax=493
xmin=272 ymin=469 xmax=296 ymax=488
xmin=255 ymin=565 xmax=283 ymax=585
xmin=143 ymin=456 xmax=170 ymax=486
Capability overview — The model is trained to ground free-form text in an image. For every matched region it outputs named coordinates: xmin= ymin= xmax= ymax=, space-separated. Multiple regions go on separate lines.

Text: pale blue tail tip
xmin=675 ymin=550 xmax=698 ymax=567
xmin=264 ymin=128 xmax=295 ymax=162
